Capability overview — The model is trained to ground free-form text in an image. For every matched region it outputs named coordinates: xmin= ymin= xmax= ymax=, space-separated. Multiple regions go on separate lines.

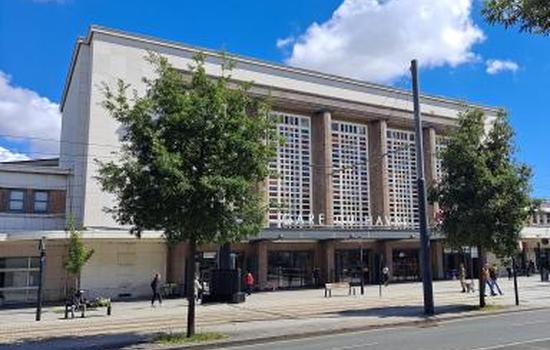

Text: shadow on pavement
xmin=329 ymin=304 xmax=476 ymax=318
xmin=0 ymin=332 xmax=151 ymax=350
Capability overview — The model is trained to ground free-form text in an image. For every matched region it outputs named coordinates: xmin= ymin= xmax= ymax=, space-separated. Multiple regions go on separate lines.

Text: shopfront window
xmin=392 ymin=249 xmax=420 ymax=281
xmin=267 ymin=251 xmax=313 ymax=289
xmin=335 ymin=249 xmax=369 ymax=283
xmin=0 ymin=257 xmax=39 ymax=306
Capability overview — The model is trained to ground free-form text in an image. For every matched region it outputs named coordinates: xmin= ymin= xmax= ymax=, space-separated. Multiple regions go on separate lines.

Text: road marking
xmin=326 ymin=342 xmax=378 ymax=350
xmin=510 ymin=319 xmax=548 ymax=326
xmin=468 ymin=336 xmax=550 ymax=350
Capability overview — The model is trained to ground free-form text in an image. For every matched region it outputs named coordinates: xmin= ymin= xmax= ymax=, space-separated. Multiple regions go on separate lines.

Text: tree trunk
xmin=186 ymin=239 xmax=197 ymax=338
xmin=478 ymin=246 xmax=486 ymax=308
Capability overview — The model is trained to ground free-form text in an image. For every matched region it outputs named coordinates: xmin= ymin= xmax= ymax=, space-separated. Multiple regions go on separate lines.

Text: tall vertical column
xmin=312 ymin=110 xmax=334 ymax=225
xmin=368 ymin=120 xmax=390 ymax=220
xmin=256 ymin=241 xmax=268 ymax=290
xmin=320 ymin=240 xmax=336 ymax=283
xmin=433 ymin=241 xmax=445 ymax=280
xmin=384 ymin=242 xmax=393 ymax=275
xmin=423 ymin=127 xmax=437 ymax=224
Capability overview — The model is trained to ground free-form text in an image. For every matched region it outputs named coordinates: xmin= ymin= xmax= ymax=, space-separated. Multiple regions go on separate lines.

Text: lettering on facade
xmin=275 ymin=213 xmax=413 ymax=229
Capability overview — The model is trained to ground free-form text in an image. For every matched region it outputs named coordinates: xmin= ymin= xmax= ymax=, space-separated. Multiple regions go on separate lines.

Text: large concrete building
xmin=2 ymin=26 xmax=544 ymax=305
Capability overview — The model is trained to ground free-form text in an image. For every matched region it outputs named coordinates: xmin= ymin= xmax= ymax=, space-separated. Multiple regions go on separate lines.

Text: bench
xmin=64 ymin=290 xmax=112 ymax=319
xmin=324 ymin=282 xmax=356 ymax=297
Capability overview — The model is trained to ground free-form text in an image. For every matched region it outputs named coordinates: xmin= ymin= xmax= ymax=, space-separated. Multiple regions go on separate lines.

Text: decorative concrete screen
xmin=386 ymin=128 xmax=419 ymax=227
xmin=435 ymin=135 xmax=450 ymax=182
xmin=331 ymin=121 xmax=370 ymax=226
xmin=268 ymin=112 xmax=312 ymax=227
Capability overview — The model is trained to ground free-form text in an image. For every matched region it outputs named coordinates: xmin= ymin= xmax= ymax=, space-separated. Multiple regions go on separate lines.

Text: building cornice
xmin=60 ymin=25 xmax=502 ymax=116
xmin=0 ymin=164 xmax=71 ymax=176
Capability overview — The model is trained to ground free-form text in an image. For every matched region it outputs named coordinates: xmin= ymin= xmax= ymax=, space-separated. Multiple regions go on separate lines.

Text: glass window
xmin=0 ymin=257 xmax=28 ymax=269
xmin=0 ymin=257 xmax=39 ymax=305
xmin=33 ymin=191 xmax=48 ymax=213
xmin=8 ymin=190 xmax=24 ymax=212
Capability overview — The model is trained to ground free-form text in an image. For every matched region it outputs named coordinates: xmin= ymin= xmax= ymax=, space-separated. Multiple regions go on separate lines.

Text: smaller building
xmin=0 ymin=159 xmax=70 ymax=305
xmin=519 ymin=201 xmax=550 ymax=272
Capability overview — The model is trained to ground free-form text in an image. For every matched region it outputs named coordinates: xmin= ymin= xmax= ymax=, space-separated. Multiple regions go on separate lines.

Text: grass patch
xmin=470 ymin=304 xmax=506 ymax=312
xmin=154 ymin=332 xmax=227 ymax=345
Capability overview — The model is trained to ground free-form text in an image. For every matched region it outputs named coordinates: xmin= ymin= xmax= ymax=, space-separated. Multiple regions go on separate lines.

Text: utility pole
xmin=360 ymin=240 xmax=365 ymax=295
xmin=35 ymin=236 xmax=46 ymax=321
xmin=411 ymin=59 xmax=435 ymax=316
xmin=512 ymin=257 xmax=519 ymax=306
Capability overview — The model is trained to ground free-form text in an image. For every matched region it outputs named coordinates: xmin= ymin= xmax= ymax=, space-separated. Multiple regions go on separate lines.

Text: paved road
xmin=217 ymin=308 xmax=550 ymax=350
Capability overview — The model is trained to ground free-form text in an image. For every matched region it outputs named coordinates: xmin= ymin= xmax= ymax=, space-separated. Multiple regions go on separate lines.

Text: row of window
xmin=3 ymin=189 xmax=50 ymax=213
xmin=267 ymin=113 xmax=447 ymax=228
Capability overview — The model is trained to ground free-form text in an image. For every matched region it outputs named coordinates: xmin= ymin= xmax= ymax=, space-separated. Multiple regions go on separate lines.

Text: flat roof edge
xmin=60 ymin=25 xmax=503 ymax=114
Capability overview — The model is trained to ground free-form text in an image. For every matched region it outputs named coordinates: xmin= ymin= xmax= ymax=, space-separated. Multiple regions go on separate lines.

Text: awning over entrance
xmin=251 ymin=227 xmax=443 ymax=241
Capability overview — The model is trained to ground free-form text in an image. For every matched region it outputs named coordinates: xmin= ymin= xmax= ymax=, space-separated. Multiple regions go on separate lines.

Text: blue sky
xmin=0 ymin=0 xmax=548 ymax=198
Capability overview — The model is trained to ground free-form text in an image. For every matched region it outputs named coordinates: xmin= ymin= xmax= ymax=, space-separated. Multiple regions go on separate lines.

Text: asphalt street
xmin=217 ymin=308 xmax=550 ymax=350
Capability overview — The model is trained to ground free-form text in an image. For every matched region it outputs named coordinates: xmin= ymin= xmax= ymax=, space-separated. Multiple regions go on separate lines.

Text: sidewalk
xmin=2 ymin=276 xmax=549 ymax=349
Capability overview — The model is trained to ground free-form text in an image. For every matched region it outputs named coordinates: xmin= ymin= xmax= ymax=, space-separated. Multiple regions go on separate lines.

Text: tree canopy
xmin=97 ymin=53 xmax=276 ymax=245
xmin=430 ymin=109 xmax=534 ymax=306
xmin=482 ymin=0 xmax=550 ymax=35
xmin=97 ymin=53 xmax=276 ymax=336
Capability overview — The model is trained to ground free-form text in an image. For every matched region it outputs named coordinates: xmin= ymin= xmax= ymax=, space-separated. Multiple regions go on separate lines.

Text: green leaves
xmin=65 ymin=218 xmax=94 ymax=276
xmin=431 ymin=109 xmax=534 ymax=257
xmin=97 ymin=52 xmax=276 ymax=246
xmin=482 ymin=0 xmax=550 ymax=35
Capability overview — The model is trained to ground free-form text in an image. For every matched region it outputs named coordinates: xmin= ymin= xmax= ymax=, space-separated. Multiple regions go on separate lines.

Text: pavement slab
xmin=0 ymin=276 xmax=548 ymax=350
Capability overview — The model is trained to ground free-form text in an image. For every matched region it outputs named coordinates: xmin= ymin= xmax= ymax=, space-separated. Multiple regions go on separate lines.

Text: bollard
xmin=107 ymin=304 xmax=112 ymax=316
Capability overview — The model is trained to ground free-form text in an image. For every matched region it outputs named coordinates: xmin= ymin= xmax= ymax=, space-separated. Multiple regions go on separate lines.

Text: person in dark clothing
xmin=151 ymin=273 xmax=162 ymax=306
xmin=506 ymin=265 xmax=513 ymax=280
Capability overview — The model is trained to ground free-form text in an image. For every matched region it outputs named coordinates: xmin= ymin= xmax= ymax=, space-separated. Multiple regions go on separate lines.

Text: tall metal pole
xmin=411 ymin=59 xmax=435 ymax=316
xmin=35 ymin=237 xmax=46 ymax=321
xmin=512 ymin=257 xmax=519 ymax=306
xmin=360 ymin=241 xmax=365 ymax=295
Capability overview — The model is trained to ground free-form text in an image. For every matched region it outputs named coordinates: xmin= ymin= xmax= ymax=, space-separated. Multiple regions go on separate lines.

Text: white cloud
xmin=280 ymin=0 xmax=485 ymax=83
xmin=0 ymin=146 xmax=29 ymax=162
xmin=485 ymin=59 xmax=519 ymax=75
xmin=276 ymin=36 xmax=295 ymax=49
xmin=0 ymin=71 xmax=61 ymax=158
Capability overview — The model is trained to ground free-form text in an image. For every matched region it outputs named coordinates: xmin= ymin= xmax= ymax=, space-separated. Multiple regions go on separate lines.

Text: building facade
xmin=1 ymin=26 xmax=512 ymax=304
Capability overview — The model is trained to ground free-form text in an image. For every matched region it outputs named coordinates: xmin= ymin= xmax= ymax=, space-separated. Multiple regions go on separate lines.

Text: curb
xmin=161 ymin=305 xmax=550 ymax=350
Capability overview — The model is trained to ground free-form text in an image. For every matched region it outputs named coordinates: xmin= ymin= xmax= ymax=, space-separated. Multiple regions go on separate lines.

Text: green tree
xmin=65 ymin=218 xmax=95 ymax=292
xmin=430 ymin=109 xmax=534 ymax=308
xmin=97 ymin=53 xmax=276 ymax=337
xmin=482 ymin=0 xmax=550 ymax=35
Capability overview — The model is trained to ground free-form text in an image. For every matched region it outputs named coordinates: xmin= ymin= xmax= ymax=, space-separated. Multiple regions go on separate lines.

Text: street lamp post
xmin=411 ymin=59 xmax=435 ymax=316
xmin=35 ymin=236 xmax=46 ymax=321
xmin=360 ymin=239 xmax=365 ymax=295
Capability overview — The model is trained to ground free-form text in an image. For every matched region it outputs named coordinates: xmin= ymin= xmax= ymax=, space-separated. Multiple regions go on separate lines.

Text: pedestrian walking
xmin=245 ymin=271 xmax=254 ymax=296
xmin=529 ymin=260 xmax=536 ymax=275
xmin=459 ymin=263 xmax=467 ymax=293
xmin=150 ymin=273 xmax=162 ymax=307
xmin=482 ymin=265 xmax=496 ymax=296
xmin=489 ymin=265 xmax=503 ymax=295
xmin=194 ymin=276 xmax=203 ymax=304
xmin=382 ymin=266 xmax=390 ymax=287
xmin=506 ymin=265 xmax=512 ymax=280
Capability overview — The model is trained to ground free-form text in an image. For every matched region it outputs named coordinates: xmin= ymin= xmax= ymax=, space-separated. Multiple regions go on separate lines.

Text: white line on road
xmin=468 ymin=336 xmax=550 ymax=350
xmin=325 ymin=342 xmax=379 ymax=350
xmin=510 ymin=319 xmax=548 ymax=326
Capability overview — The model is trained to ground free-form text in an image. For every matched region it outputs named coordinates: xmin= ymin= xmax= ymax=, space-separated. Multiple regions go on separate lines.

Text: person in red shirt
xmin=245 ymin=271 xmax=254 ymax=296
